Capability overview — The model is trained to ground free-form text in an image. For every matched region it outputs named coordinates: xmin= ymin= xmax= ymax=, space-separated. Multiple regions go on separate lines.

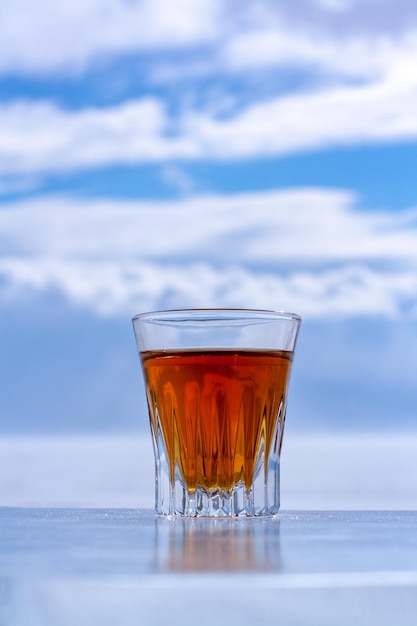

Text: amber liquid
xmin=141 ymin=349 xmax=293 ymax=494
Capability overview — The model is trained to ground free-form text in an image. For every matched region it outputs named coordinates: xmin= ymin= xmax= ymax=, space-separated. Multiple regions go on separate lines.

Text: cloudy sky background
xmin=0 ymin=0 xmax=416 ymax=434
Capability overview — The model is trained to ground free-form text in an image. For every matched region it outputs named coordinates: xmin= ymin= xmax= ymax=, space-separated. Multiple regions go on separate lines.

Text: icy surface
xmin=0 ymin=509 xmax=416 ymax=626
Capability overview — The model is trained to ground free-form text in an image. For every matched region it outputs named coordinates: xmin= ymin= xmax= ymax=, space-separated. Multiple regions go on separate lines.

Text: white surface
xmin=0 ymin=433 xmax=416 ymax=509
xmin=0 ymin=509 xmax=416 ymax=626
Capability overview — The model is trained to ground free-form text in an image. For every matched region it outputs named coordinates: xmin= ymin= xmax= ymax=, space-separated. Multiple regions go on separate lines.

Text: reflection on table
xmin=154 ymin=516 xmax=282 ymax=572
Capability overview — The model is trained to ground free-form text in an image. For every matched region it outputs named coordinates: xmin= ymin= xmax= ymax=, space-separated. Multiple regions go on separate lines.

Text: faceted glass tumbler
xmin=132 ymin=309 xmax=301 ymax=517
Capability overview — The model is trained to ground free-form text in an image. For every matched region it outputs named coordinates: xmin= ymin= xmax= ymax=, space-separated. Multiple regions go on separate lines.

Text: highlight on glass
xmin=132 ymin=309 xmax=301 ymax=517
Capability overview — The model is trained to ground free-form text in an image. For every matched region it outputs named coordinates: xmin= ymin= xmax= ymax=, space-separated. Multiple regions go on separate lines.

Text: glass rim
xmin=132 ymin=308 xmax=302 ymax=324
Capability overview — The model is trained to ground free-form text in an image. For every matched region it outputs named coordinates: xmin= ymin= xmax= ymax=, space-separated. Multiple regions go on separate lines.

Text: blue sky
xmin=0 ymin=0 xmax=416 ymax=433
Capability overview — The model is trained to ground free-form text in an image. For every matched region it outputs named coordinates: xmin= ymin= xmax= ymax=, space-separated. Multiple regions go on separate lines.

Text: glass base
xmin=154 ymin=464 xmax=281 ymax=518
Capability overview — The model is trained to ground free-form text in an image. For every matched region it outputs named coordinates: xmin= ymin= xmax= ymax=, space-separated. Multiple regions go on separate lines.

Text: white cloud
xmin=0 ymin=2 xmax=416 ymax=179
xmin=221 ymin=28 xmax=417 ymax=81
xmin=0 ymin=0 xmax=221 ymax=75
xmin=1 ymin=257 xmax=416 ymax=319
xmin=1 ymin=1 xmax=415 ymax=77
xmin=1 ymin=53 xmax=416 ymax=177
xmin=183 ymin=55 xmax=417 ymax=157
xmin=159 ymin=165 xmax=195 ymax=194
xmin=316 ymin=0 xmax=350 ymax=10
xmin=0 ymin=189 xmax=416 ymax=318
xmin=1 ymin=189 xmax=416 ymax=264
xmin=0 ymin=98 xmax=197 ymax=175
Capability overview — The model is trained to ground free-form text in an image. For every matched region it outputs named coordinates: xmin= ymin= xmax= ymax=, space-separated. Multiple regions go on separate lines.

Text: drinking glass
xmin=132 ymin=309 xmax=301 ymax=517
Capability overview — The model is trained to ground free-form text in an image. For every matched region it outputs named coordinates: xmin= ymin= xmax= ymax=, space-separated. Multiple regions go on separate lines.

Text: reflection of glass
xmin=155 ymin=517 xmax=282 ymax=573
xmin=133 ymin=309 xmax=301 ymax=517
